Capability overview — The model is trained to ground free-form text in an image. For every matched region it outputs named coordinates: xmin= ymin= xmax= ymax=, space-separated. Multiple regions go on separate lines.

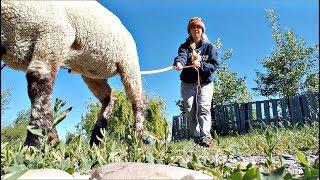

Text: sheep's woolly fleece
xmin=1 ymin=1 xmax=142 ymax=83
xmin=1 ymin=1 xmax=146 ymax=145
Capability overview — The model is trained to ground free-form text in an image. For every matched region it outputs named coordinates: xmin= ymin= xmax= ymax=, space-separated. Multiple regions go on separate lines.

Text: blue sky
xmin=1 ymin=0 xmax=318 ymax=139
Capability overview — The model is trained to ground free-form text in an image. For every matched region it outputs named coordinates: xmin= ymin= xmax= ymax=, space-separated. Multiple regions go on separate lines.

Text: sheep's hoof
xmin=24 ymin=134 xmax=41 ymax=148
xmin=89 ymin=124 xmax=107 ymax=147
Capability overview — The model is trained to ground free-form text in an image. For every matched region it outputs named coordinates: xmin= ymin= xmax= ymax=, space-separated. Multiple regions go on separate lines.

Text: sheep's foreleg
xmin=24 ymin=60 xmax=59 ymax=147
xmin=82 ymin=76 xmax=115 ymax=146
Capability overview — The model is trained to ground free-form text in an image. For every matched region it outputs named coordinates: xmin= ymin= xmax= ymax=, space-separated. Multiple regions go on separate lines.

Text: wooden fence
xmin=171 ymin=92 xmax=319 ymax=141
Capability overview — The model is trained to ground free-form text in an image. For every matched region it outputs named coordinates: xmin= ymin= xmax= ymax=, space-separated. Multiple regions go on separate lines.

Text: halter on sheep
xmin=1 ymin=1 xmax=146 ymax=147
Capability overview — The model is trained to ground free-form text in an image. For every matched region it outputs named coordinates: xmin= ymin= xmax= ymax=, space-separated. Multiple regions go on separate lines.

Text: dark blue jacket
xmin=173 ymin=39 xmax=219 ymax=84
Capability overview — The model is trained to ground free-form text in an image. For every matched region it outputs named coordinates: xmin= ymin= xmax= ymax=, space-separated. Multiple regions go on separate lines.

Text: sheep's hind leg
xmin=82 ymin=76 xmax=115 ymax=146
xmin=117 ymin=64 xmax=146 ymax=134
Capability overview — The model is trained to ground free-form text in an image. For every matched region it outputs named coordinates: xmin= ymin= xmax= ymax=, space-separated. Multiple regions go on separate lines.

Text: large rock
xmin=90 ymin=162 xmax=212 ymax=179
xmin=3 ymin=168 xmax=74 ymax=179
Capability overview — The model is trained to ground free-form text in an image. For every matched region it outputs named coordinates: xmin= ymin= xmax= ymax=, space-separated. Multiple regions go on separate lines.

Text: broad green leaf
xmin=308 ymin=166 xmax=319 ymax=177
xmin=26 ymin=125 xmax=44 ymax=137
xmin=243 ymin=167 xmax=261 ymax=180
xmin=4 ymin=168 xmax=28 ymax=180
xmin=313 ymin=157 xmax=319 ymax=169
xmin=230 ymin=171 xmax=244 ymax=180
xmin=296 ymin=150 xmax=309 ymax=167
xmin=5 ymin=165 xmax=28 ymax=179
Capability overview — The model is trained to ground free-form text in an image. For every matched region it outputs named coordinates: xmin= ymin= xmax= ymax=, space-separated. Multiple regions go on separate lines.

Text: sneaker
xmin=200 ymin=138 xmax=212 ymax=148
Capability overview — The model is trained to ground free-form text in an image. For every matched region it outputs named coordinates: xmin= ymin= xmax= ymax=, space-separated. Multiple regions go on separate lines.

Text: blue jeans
xmin=181 ymin=81 xmax=213 ymax=141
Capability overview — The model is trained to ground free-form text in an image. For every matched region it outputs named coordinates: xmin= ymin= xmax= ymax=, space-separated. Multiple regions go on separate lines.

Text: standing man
xmin=173 ymin=17 xmax=219 ymax=147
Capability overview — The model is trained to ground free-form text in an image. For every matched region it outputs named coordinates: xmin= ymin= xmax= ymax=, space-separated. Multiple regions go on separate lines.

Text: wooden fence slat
xmin=229 ymin=105 xmax=237 ymax=133
xmin=256 ymin=101 xmax=262 ymax=124
xmin=180 ymin=116 xmax=184 ymax=139
xmin=220 ymin=105 xmax=227 ymax=135
xmin=263 ymin=100 xmax=270 ymax=125
xmin=309 ymin=93 xmax=319 ymax=122
xmin=172 ymin=116 xmax=176 ymax=140
xmin=233 ymin=103 xmax=241 ymax=133
xmin=271 ymin=99 xmax=279 ymax=127
xmin=239 ymin=104 xmax=246 ymax=133
xmin=182 ymin=115 xmax=187 ymax=139
xmin=247 ymin=102 xmax=253 ymax=132
xmin=300 ymin=94 xmax=312 ymax=123
xmin=279 ymin=98 xmax=290 ymax=128
xmin=289 ymin=96 xmax=303 ymax=125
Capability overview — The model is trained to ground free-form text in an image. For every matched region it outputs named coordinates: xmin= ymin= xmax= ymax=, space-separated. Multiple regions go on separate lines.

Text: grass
xmin=1 ymin=123 xmax=319 ymax=179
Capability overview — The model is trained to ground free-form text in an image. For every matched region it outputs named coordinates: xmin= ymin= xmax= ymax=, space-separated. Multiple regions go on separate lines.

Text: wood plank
xmin=309 ymin=93 xmax=319 ymax=122
xmin=172 ymin=116 xmax=178 ymax=140
xmin=172 ymin=116 xmax=176 ymax=140
xmin=239 ymin=103 xmax=246 ymax=133
xmin=279 ymin=98 xmax=290 ymax=127
xmin=233 ymin=103 xmax=241 ymax=133
xmin=215 ymin=106 xmax=221 ymax=134
xmin=182 ymin=115 xmax=187 ymax=139
xmin=247 ymin=102 xmax=253 ymax=132
xmin=300 ymin=94 xmax=311 ymax=123
xmin=224 ymin=106 xmax=230 ymax=134
xmin=271 ymin=99 xmax=279 ymax=127
xmin=220 ymin=105 xmax=227 ymax=135
xmin=289 ymin=96 xmax=303 ymax=125
xmin=229 ymin=105 xmax=237 ymax=133
xmin=263 ymin=100 xmax=271 ymax=125
xmin=256 ymin=101 xmax=262 ymax=123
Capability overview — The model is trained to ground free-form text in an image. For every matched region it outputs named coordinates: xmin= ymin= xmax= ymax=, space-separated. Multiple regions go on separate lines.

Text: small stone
xmin=281 ymin=153 xmax=295 ymax=160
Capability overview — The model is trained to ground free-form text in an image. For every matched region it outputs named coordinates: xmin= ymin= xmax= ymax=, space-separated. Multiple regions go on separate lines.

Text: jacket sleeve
xmin=200 ymin=44 xmax=219 ymax=75
xmin=173 ymin=44 xmax=188 ymax=66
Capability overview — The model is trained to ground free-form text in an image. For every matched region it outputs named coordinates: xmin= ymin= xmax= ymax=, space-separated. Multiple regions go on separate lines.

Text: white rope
xmin=140 ymin=66 xmax=173 ymax=75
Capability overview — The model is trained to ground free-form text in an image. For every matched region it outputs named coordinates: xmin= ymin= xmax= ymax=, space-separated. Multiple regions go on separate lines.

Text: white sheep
xmin=1 ymin=1 xmax=146 ymax=146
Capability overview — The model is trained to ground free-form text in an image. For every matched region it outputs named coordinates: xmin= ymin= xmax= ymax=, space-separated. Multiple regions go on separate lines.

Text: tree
xmin=212 ymin=39 xmax=253 ymax=105
xmin=144 ymin=96 xmax=169 ymax=141
xmin=77 ymin=89 xmax=169 ymax=141
xmin=253 ymin=9 xmax=319 ymax=98
xmin=1 ymin=109 xmax=29 ymax=142
xmin=1 ymin=87 xmax=11 ymax=120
